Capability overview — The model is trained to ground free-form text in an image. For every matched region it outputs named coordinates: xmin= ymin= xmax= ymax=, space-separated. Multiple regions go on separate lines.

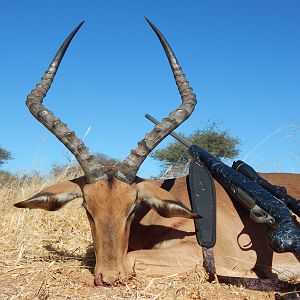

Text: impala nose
xmin=94 ymin=273 xmax=119 ymax=287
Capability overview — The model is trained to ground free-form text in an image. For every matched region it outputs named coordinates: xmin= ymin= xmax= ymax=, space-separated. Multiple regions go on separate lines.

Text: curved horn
xmin=116 ymin=18 xmax=197 ymax=183
xmin=26 ymin=22 xmax=106 ymax=183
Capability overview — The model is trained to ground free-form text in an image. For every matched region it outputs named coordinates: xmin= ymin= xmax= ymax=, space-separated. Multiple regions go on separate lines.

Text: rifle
xmin=145 ymin=114 xmax=300 ymax=260
xmin=232 ymin=160 xmax=300 ymax=217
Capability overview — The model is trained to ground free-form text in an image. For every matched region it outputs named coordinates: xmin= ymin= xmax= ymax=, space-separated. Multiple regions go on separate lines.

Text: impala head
xmin=15 ymin=18 xmax=197 ymax=286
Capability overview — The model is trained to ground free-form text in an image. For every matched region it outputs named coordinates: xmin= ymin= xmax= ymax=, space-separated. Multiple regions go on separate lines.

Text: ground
xmin=0 ymin=174 xmax=294 ymax=299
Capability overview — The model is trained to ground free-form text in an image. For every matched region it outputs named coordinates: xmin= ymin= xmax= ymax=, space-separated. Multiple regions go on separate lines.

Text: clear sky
xmin=1 ymin=0 xmax=299 ymax=178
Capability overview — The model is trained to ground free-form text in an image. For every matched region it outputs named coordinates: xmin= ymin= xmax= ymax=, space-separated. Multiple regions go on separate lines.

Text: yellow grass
xmin=0 ymin=172 xmax=280 ymax=299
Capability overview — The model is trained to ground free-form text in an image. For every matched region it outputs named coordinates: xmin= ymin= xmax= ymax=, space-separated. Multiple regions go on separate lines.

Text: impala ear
xmin=14 ymin=177 xmax=85 ymax=211
xmin=136 ymin=182 xmax=197 ymax=219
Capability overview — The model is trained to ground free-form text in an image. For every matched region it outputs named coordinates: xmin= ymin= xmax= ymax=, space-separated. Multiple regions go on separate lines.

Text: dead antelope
xmin=15 ymin=19 xmax=300 ymax=288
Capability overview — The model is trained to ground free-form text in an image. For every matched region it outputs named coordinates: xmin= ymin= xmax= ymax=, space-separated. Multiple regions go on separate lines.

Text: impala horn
xmin=116 ymin=18 xmax=197 ymax=183
xmin=26 ymin=21 xmax=106 ymax=183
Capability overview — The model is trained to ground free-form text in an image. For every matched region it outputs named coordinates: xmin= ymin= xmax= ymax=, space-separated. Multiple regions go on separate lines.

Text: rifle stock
xmin=145 ymin=114 xmax=300 ymax=260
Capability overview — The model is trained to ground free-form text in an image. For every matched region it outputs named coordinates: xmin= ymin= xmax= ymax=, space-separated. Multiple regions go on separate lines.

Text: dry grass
xmin=0 ymin=172 xmax=281 ymax=299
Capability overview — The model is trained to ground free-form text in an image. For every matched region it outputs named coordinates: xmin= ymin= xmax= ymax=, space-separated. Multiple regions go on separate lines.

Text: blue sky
xmin=1 ymin=0 xmax=300 ymax=177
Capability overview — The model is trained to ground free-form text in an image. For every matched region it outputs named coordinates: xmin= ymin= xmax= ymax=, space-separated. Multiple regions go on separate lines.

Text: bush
xmin=0 ymin=147 xmax=13 ymax=167
xmin=50 ymin=153 xmax=120 ymax=180
xmin=151 ymin=121 xmax=241 ymax=177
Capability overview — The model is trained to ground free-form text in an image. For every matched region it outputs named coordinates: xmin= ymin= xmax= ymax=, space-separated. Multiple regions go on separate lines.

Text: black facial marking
xmin=106 ymin=170 xmax=116 ymax=189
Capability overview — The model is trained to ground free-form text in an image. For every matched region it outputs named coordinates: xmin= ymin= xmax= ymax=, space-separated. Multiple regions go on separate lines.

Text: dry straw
xmin=0 ymin=170 xmax=276 ymax=299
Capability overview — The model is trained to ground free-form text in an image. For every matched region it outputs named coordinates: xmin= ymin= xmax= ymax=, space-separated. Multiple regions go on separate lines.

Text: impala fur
xmin=15 ymin=20 xmax=300 ymax=287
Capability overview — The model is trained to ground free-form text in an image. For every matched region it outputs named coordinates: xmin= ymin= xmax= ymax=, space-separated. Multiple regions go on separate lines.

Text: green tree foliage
xmin=0 ymin=146 xmax=12 ymax=167
xmin=151 ymin=122 xmax=241 ymax=171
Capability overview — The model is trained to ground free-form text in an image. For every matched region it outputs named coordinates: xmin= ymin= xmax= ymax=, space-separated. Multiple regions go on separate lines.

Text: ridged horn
xmin=26 ymin=22 xmax=106 ymax=183
xmin=116 ymin=18 xmax=197 ymax=183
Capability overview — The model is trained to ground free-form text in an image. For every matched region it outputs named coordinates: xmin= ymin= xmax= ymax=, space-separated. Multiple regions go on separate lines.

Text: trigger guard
xmin=250 ymin=205 xmax=275 ymax=225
